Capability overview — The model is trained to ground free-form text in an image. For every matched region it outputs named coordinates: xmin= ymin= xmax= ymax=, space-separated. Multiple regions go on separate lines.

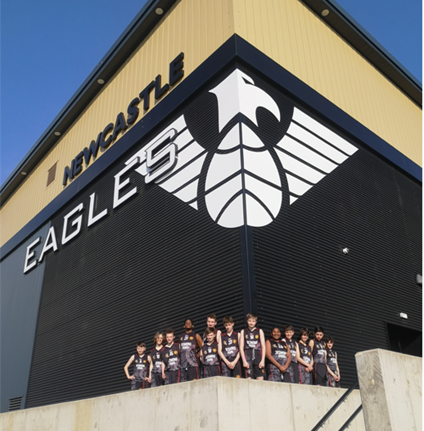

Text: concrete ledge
xmin=0 ymin=378 xmax=364 ymax=431
xmin=355 ymin=349 xmax=422 ymax=431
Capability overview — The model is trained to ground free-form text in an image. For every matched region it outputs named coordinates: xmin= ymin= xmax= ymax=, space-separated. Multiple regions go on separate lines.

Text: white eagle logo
xmin=125 ymin=69 xmax=358 ymax=228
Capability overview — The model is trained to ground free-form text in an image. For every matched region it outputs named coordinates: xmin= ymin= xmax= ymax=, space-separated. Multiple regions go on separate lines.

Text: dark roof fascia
xmin=0 ymin=0 xmax=178 ymax=206
xmin=300 ymin=0 xmax=422 ymax=106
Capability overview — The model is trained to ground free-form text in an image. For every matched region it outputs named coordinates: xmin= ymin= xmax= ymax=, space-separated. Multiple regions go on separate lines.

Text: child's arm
xmin=124 ymin=355 xmax=135 ymax=380
xmin=259 ymin=329 xmax=266 ymax=369
xmin=335 ymin=352 xmax=340 ymax=381
xmin=148 ymin=353 xmax=154 ymax=381
xmin=200 ymin=347 xmax=204 ymax=364
xmin=146 ymin=355 xmax=152 ymax=382
xmin=216 ymin=330 xmax=222 ymax=345
xmin=283 ymin=340 xmax=291 ymax=371
xmin=218 ymin=337 xmax=229 ymax=365
xmin=161 ymin=360 xmax=166 ymax=380
xmin=239 ymin=330 xmax=248 ymax=368
xmin=196 ymin=333 xmax=204 ymax=357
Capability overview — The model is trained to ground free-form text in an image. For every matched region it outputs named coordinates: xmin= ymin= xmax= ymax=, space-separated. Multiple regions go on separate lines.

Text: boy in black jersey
xmin=161 ymin=329 xmax=181 ymax=385
xmin=124 ymin=341 xmax=151 ymax=390
xmin=309 ymin=326 xmax=328 ymax=386
xmin=179 ymin=318 xmax=203 ymax=382
xmin=283 ymin=325 xmax=300 ymax=383
xmin=325 ymin=336 xmax=340 ymax=388
xmin=240 ymin=313 xmax=266 ymax=380
xmin=149 ymin=332 xmax=165 ymax=387
xmin=201 ymin=327 xmax=221 ymax=378
xmin=218 ymin=316 xmax=241 ymax=378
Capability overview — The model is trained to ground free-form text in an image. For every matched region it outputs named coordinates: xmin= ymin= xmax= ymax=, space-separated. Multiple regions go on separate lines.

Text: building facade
xmin=0 ymin=0 xmax=421 ymax=412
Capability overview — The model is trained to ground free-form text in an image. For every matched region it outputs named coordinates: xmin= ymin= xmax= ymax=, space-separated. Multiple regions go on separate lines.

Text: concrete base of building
xmin=0 ymin=377 xmax=364 ymax=431
xmin=356 ymin=349 xmax=422 ymax=431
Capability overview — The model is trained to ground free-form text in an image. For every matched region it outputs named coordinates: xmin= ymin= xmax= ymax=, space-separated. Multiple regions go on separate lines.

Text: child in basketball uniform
xmin=149 ymin=332 xmax=165 ymax=387
xmin=161 ymin=329 xmax=181 ymax=385
xmin=296 ymin=328 xmax=313 ymax=385
xmin=124 ymin=341 xmax=151 ymax=390
xmin=240 ymin=313 xmax=266 ymax=380
xmin=325 ymin=336 xmax=340 ymax=387
xmin=179 ymin=318 xmax=203 ymax=382
xmin=201 ymin=327 xmax=221 ymax=378
xmin=265 ymin=327 xmax=291 ymax=382
xmin=309 ymin=326 xmax=327 ymax=386
xmin=283 ymin=325 xmax=300 ymax=383
xmin=218 ymin=316 xmax=241 ymax=378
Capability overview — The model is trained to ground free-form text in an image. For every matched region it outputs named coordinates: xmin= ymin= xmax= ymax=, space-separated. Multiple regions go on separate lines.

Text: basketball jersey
xmin=150 ymin=347 xmax=164 ymax=374
xmin=221 ymin=331 xmax=239 ymax=359
xmin=162 ymin=343 xmax=180 ymax=371
xmin=179 ymin=331 xmax=198 ymax=368
xmin=269 ymin=339 xmax=289 ymax=366
xmin=202 ymin=341 xmax=220 ymax=366
xmin=284 ymin=338 xmax=298 ymax=363
xmin=133 ymin=353 xmax=149 ymax=380
xmin=298 ymin=342 xmax=312 ymax=364
xmin=243 ymin=327 xmax=262 ymax=364
xmin=312 ymin=340 xmax=326 ymax=364
xmin=327 ymin=349 xmax=338 ymax=372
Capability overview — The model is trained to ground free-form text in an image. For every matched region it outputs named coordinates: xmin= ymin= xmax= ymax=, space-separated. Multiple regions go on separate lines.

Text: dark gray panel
xmin=0 ymin=224 xmax=50 ymax=413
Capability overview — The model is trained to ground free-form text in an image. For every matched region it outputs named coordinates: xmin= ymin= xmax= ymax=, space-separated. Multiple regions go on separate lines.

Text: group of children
xmin=123 ymin=313 xmax=340 ymax=390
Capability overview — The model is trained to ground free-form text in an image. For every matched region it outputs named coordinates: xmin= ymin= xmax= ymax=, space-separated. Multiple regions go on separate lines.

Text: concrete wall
xmin=356 ymin=349 xmax=422 ymax=431
xmin=0 ymin=378 xmax=364 ymax=431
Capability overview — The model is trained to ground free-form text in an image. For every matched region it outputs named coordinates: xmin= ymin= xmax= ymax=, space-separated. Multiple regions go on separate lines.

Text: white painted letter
xmin=23 ymin=237 xmax=41 ymax=274
xmin=62 ymin=203 xmax=84 ymax=245
xmin=113 ymin=157 xmax=140 ymax=208
xmin=39 ymin=227 xmax=59 ymax=262
xmin=88 ymin=192 xmax=108 ymax=226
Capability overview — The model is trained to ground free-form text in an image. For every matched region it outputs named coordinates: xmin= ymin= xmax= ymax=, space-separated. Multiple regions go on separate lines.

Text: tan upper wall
xmin=233 ymin=0 xmax=422 ymax=165
xmin=0 ymin=0 xmax=235 ymax=247
xmin=0 ymin=0 xmax=421 ymax=247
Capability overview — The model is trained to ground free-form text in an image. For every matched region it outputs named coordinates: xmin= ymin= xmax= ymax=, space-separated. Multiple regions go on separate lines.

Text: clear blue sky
xmin=1 ymin=0 xmax=422 ymax=187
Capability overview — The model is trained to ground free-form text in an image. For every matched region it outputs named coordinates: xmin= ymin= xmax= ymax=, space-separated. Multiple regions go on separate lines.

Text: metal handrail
xmin=311 ymin=381 xmax=359 ymax=431
xmin=338 ymin=405 xmax=363 ymax=431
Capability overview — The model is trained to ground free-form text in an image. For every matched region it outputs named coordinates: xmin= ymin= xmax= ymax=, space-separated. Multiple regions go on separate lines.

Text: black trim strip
xmin=1 ymin=35 xmax=421 ymax=261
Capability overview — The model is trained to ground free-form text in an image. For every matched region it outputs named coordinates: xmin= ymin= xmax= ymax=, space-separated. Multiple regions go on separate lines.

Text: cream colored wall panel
xmin=233 ymin=0 xmax=421 ymax=167
xmin=0 ymin=0 xmax=235 ymax=247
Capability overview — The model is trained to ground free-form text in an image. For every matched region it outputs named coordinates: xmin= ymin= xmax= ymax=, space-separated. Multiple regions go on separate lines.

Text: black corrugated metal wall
xmin=25 ymin=66 xmax=421 ymax=407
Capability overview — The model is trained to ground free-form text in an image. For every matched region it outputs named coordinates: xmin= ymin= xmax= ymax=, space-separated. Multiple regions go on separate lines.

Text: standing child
xmin=265 ymin=327 xmax=291 ymax=382
xmin=326 ymin=336 xmax=341 ymax=387
xmin=240 ymin=313 xmax=266 ymax=380
xmin=179 ymin=318 xmax=203 ymax=382
xmin=309 ymin=326 xmax=327 ymax=386
xmin=283 ymin=325 xmax=300 ymax=383
xmin=296 ymin=328 xmax=313 ymax=385
xmin=218 ymin=316 xmax=241 ymax=378
xmin=161 ymin=329 xmax=181 ymax=385
xmin=149 ymin=332 xmax=165 ymax=387
xmin=124 ymin=341 xmax=151 ymax=390
xmin=201 ymin=327 xmax=221 ymax=378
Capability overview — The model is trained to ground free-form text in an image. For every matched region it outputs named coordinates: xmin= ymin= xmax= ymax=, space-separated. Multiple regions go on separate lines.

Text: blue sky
xmin=1 ymin=0 xmax=422 ymax=187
